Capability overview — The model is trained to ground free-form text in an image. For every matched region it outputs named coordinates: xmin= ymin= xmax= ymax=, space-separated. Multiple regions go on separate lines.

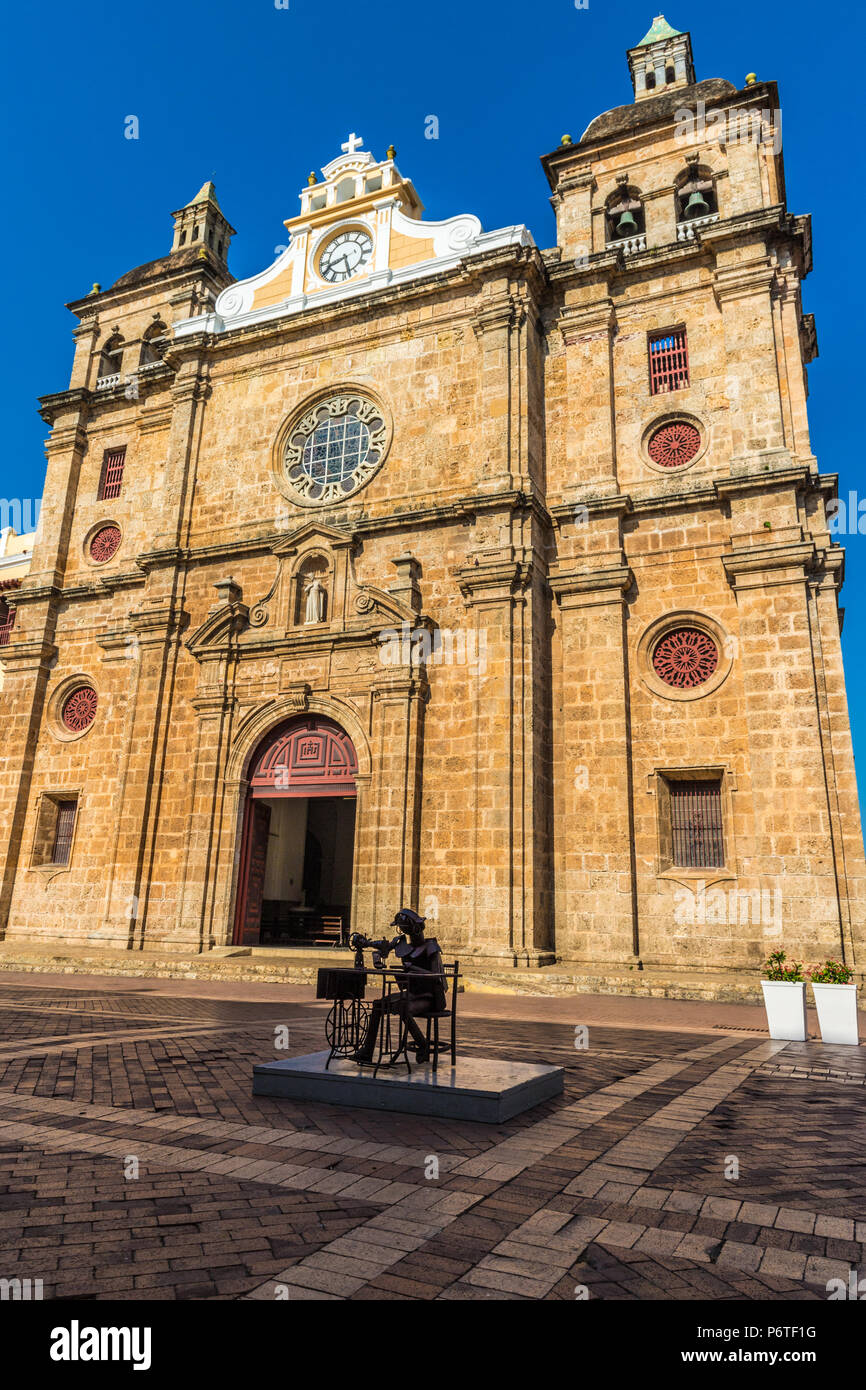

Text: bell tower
xmin=627 ymin=14 xmax=695 ymax=100
xmin=170 ymin=181 xmax=235 ymax=265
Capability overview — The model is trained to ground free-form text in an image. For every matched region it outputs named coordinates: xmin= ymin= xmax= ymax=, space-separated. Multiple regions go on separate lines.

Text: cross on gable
xmin=341 ymin=132 xmax=363 ymax=156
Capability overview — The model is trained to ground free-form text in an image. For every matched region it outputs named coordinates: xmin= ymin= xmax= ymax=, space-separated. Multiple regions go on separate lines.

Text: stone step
xmin=0 ymin=939 xmax=789 ymax=1001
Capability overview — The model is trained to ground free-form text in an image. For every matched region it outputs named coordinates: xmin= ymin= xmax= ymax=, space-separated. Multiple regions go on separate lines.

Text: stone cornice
xmin=814 ymin=545 xmax=845 ymax=587
xmin=38 ymin=389 xmax=91 ymax=428
xmin=6 ymin=582 xmax=62 ymax=605
xmin=556 ymin=299 xmax=617 ymax=344
xmin=471 ymin=298 xmax=520 ymax=338
xmin=371 ymin=672 xmax=431 ymax=704
xmin=132 ymin=491 xmax=552 ymax=574
xmin=714 ymin=465 xmax=811 ymax=501
xmin=65 ymin=258 xmax=230 ymax=320
xmin=551 ymin=495 xmax=633 ymax=523
xmin=456 ymin=558 xmax=534 ymax=602
xmin=0 ymin=638 xmax=58 ymax=671
xmin=722 ymin=540 xmax=817 ymax=586
xmin=60 ymin=570 xmax=147 ymax=601
xmin=96 ymin=630 xmax=138 ymax=663
xmin=128 ymin=601 xmax=188 ymax=643
xmin=713 ymin=260 xmax=775 ymax=303
xmin=548 ymin=563 xmax=632 ymax=603
xmin=189 ymin=693 xmax=239 ymax=717
xmin=169 ymin=243 xmax=549 ymax=362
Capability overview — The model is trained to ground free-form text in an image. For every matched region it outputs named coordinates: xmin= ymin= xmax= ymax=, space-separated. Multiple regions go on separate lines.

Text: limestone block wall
xmin=2 ymin=69 xmax=864 ymax=983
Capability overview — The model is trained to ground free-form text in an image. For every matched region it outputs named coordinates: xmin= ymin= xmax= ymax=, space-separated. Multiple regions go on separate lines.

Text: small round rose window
xmin=652 ymin=628 xmax=719 ymax=689
xmin=648 ymin=421 xmax=701 ymax=468
xmin=61 ymin=686 xmax=98 ymax=732
xmin=90 ymin=526 xmax=121 ymax=563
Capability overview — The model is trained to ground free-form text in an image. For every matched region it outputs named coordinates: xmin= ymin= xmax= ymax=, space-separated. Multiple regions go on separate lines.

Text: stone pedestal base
xmin=252 ymin=1051 xmax=564 ymax=1122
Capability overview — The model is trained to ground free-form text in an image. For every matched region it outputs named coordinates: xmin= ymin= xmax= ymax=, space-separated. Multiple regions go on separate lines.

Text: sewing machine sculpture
xmin=318 ymin=923 xmax=454 ymax=1075
xmin=252 ymin=908 xmax=565 ymax=1121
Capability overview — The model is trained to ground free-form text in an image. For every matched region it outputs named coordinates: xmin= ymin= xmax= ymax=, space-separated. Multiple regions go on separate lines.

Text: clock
xmin=318 ymin=229 xmax=374 ymax=283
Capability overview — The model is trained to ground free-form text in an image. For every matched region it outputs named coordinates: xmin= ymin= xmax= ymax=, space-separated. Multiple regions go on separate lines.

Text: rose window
xmin=647 ymin=421 xmax=701 ymax=468
xmin=284 ymin=393 xmax=388 ymax=504
xmin=652 ymin=628 xmax=719 ymax=689
xmin=61 ymin=686 xmax=98 ymax=732
xmin=89 ymin=526 xmax=121 ymax=563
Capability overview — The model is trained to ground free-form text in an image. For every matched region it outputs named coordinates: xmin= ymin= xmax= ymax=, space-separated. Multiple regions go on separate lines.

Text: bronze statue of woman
xmin=353 ymin=909 xmax=445 ymax=1065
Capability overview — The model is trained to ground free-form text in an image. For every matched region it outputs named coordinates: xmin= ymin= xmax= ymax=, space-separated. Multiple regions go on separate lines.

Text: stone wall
xmin=1 ymin=71 xmax=863 ymax=984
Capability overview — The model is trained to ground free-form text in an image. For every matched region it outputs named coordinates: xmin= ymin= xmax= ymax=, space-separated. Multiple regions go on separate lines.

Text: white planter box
xmin=761 ymin=980 xmax=807 ymax=1041
xmin=812 ymin=983 xmax=859 ymax=1046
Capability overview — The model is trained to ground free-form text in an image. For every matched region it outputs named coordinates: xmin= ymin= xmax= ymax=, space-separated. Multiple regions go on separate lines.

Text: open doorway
xmin=233 ymin=715 xmax=359 ymax=948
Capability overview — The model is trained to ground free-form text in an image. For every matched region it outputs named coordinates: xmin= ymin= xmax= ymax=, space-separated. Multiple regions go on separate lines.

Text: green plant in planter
xmin=762 ymin=950 xmax=805 ymax=982
xmin=809 ymin=959 xmax=854 ymax=984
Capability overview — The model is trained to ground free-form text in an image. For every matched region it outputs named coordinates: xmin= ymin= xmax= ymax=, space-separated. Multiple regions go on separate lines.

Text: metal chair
xmin=422 ymin=961 xmax=459 ymax=1072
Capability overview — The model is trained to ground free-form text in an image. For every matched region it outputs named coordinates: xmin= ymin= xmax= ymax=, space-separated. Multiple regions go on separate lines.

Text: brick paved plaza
xmin=1 ymin=973 xmax=864 ymax=1306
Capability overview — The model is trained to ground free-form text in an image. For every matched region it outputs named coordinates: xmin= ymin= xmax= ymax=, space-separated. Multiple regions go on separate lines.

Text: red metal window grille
xmin=52 ymin=800 xmax=77 ymax=866
xmin=0 ymin=604 xmax=15 ymax=646
xmin=649 ymin=329 xmax=690 ymax=394
xmin=670 ymin=779 xmax=725 ymax=869
xmin=98 ymin=448 xmax=126 ymax=500
xmin=61 ymin=686 xmax=98 ymax=732
xmin=648 ymin=420 xmax=701 ymax=468
xmin=653 ymin=627 xmax=719 ymax=690
xmin=89 ymin=525 xmax=122 ymax=563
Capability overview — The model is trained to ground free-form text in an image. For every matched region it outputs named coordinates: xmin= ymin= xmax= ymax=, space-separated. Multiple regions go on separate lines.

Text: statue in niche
xmin=304 ymin=576 xmax=326 ymax=625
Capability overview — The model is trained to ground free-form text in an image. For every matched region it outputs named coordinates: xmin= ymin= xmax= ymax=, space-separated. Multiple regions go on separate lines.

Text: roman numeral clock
xmin=194 ymin=129 xmax=494 ymax=345
xmin=318 ymin=229 xmax=374 ymax=284
xmin=176 ymin=130 xmax=519 ymax=507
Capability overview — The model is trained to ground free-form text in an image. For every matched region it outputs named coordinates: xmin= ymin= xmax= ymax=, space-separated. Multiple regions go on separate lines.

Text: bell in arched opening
xmin=678 ymin=169 xmax=717 ymax=223
xmin=608 ymin=188 xmax=644 ymax=244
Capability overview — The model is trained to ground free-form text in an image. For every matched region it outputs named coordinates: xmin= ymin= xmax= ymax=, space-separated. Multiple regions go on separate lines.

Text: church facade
xmin=2 ymin=17 xmax=864 ymax=983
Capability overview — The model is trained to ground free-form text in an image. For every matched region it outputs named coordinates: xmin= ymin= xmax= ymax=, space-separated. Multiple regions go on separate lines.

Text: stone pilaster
xmin=175 ymin=580 xmax=250 ymax=948
xmin=101 ymin=597 xmax=187 ymax=948
xmin=0 ymin=638 xmax=58 ymax=936
xmin=357 ymin=669 xmax=428 ymax=933
xmin=722 ymin=538 xmax=846 ymax=962
xmin=557 ymin=292 xmax=619 ymax=493
xmin=549 ymin=561 xmax=638 ymax=965
xmin=712 ymin=250 xmax=787 ymax=464
xmin=455 ymin=557 xmax=553 ymax=966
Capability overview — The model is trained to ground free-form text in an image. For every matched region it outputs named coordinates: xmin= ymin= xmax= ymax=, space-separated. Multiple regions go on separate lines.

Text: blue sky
xmin=3 ymin=0 xmax=865 ymax=804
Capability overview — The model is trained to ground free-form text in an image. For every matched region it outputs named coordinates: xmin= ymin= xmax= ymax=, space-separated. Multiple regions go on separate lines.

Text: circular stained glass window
xmin=89 ymin=525 xmax=121 ymax=563
xmin=652 ymin=628 xmax=719 ymax=689
xmin=648 ymin=420 xmax=702 ymax=468
xmin=284 ymin=394 xmax=388 ymax=504
xmin=302 ymin=413 xmax=371 ymax=488
xmin=61 ymin=686 xmax=98 ymax=732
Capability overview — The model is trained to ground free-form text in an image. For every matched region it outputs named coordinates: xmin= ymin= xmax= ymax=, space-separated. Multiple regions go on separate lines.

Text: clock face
xmin=318 ymin=229 xmax=373 ymax=283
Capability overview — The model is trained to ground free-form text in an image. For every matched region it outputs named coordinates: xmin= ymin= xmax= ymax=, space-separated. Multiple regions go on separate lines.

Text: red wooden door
xmin=233 ymin=801 xmax=272 ymax=946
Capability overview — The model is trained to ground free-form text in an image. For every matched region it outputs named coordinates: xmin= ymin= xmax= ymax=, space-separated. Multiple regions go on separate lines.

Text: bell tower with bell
xmin=627 ymin=15 xmax=695 ymax=100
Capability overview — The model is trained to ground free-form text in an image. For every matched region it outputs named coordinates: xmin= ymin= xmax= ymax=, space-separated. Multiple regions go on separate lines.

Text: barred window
xmin=649 ymin=328 xmax=689 ymax=395
xmin=51 ymin=800 xmax=78 ymax=866
xmin=670 ymin=779 xmax=724 ymax=870
xmin=98 ymin=447 xmax=126 ymax=500
xmin=0 ymin=600 xmax=15 ymax=646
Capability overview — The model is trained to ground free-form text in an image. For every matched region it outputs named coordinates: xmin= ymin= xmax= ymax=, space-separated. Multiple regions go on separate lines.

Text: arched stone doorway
xmin=233 ymin=715 xmax=359 ymax=947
